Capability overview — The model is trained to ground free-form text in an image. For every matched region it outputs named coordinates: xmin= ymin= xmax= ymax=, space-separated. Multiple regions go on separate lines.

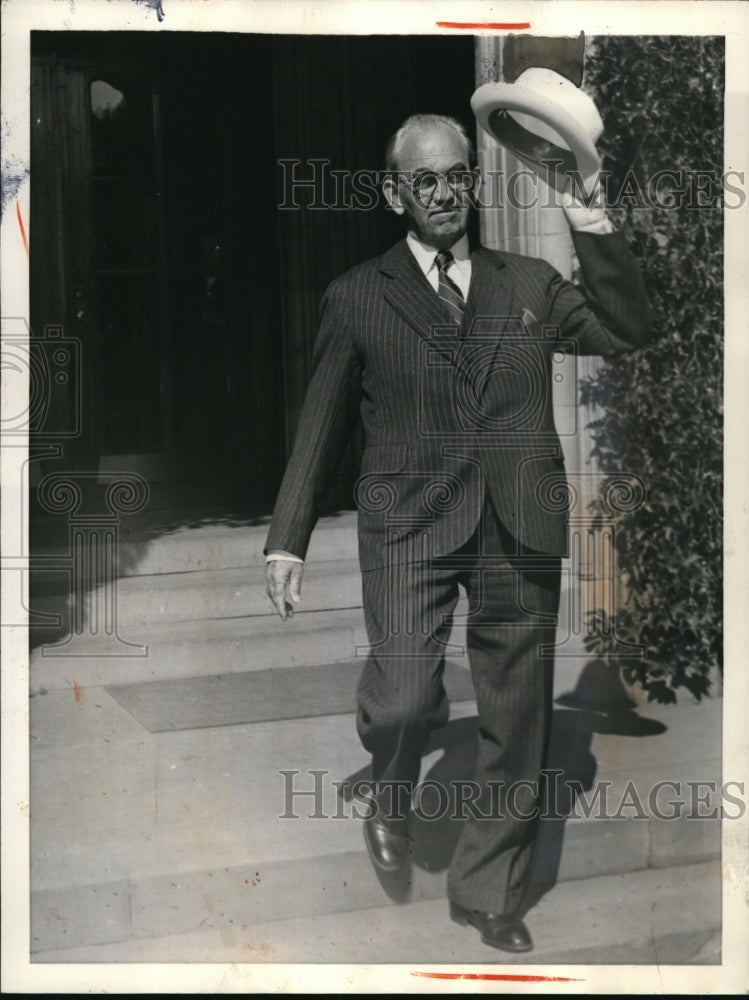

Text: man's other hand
xmin=561 ymin=173 xmax=612 ymax=232
xmin=265 ymin=557 xmax=304 ymax=621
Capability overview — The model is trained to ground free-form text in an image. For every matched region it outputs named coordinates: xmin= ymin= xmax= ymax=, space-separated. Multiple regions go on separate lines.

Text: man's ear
xmin=383 ymin=176 xmax=405 ymax=216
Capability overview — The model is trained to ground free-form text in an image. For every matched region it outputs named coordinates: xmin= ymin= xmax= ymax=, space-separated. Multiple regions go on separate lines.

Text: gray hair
xmin=385 ymin=114 xmax=476 ymax=171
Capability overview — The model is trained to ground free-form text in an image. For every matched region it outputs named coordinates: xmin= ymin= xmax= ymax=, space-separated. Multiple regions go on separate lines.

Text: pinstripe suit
xmin=265 ymin=230 xmax=650 ymax=912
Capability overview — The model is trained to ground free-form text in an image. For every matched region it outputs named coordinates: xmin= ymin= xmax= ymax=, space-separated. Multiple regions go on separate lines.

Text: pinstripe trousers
xmin=356 ymin=495 xmax=561 ymax=914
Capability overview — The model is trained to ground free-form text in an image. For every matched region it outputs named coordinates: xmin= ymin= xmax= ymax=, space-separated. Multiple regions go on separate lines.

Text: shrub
xmin=579 ymin=36 xmax=724 ymax=703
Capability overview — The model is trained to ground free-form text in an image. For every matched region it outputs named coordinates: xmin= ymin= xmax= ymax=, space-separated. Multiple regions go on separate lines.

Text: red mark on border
xmin=650 ymin=925 xmax=664 ymax=991
xmin=436 ymin=21 xmax=531 ymax=30
xmin=16 ymin=202 xmax=29 ymax=257
xmin=412 ymin=972 xmax=584 ymax=983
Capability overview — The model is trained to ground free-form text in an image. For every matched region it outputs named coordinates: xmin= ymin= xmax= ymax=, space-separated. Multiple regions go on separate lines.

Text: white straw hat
xmin=471 ymin=67 xmax=603 ymax=194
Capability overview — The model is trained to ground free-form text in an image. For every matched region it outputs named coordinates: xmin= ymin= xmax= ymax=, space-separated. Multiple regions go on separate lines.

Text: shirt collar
xmin=406 ymin=231 xmax=470 ymax=277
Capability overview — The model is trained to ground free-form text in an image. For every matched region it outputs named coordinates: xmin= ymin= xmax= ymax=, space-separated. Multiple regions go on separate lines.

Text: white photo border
xmin=2 ymin=0 xmax=748 ymax=993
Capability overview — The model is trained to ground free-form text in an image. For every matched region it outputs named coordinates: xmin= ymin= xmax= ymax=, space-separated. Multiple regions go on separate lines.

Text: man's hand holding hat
xmin=471 ymin=66 xmax=613 ymax=232
xmin=561 ymin=175 xmax=613 ymax=233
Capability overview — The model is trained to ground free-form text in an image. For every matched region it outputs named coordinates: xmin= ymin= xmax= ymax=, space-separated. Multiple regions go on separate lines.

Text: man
xmin=264 ymin=113 xmax=650 ymax=952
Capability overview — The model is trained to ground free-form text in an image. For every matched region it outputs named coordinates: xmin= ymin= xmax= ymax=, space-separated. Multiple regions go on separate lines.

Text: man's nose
xmin=432 ymin=174 xmax=457 ymax=205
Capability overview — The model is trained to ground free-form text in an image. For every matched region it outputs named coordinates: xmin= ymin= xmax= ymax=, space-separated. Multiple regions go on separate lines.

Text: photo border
xmin=2 ymin=0 xmax=748 ymax=993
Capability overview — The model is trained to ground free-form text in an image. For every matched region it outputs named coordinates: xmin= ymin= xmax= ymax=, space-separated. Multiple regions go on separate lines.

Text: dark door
xmin=31 ymin=33 xmax=283 ymax=508
xmin=31 ymin=32 xmax=476 ymax=513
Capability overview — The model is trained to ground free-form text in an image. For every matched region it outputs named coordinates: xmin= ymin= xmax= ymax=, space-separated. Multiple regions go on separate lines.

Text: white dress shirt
xmin=406 ymin=230 xmax=472 ymax=299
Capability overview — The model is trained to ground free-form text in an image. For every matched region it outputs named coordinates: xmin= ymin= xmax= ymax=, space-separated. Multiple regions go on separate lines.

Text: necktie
xmin=435 ymin=249 xmax=465 ymax=326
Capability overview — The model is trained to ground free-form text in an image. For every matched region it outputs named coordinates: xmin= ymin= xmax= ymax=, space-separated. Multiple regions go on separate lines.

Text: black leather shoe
xmin=363 ymin=814 xmax=409 ymax=872
xmin=450 ymin=901 xmax=533 ymax=953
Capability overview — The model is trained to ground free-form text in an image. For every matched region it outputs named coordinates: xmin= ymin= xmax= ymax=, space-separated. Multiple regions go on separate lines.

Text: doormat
xmin=106 ymin=660 xmax=476 ymax=733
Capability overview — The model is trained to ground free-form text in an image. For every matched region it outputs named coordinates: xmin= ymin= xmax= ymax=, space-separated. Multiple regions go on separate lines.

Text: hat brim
xmin=471 ymin=80 xmax=602 ymax=193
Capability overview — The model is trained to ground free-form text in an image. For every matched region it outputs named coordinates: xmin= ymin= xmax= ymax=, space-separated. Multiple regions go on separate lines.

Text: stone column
xmin=474 ymin=36 xmax=613 ymax=671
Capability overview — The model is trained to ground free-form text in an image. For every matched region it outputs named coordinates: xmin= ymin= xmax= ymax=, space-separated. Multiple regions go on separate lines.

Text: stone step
xmin=30 ymin=512 xmax=359 ymax=586
xmin=28 ymin=686 xmax=722 ymax=955
xmin=35 ymin=561 xmax=586 ymax=630
xmin=29 ymin=606 xmax=374 ymax=693
xmin=29 ymin=644 xmax=724 ymax=957
xmin=30 ymin=806 xmax=720 ymax=955
xmin=33 ymin=559 xmax=364 ymax=629
xmin=31 ymin=688 xmax=724 ymax=916
xmin=30 ymin=600 xmax=591 ymax=704
xmin=31 ymin=859 xmax=723 ymax=967
xmin=120 ymin=515 xmax=360 ymax=576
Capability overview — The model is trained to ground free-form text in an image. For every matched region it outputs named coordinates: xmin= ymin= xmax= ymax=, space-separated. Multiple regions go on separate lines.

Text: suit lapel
xmin=380 ymin=241 xmax=515 ymax=339
xmin=380 ymin=240 xmax=456 ymax=343
xmin=463 ymin=247 xmax=515 ymax=341
xmin=379 ymin=241 xmax=517 ymax=391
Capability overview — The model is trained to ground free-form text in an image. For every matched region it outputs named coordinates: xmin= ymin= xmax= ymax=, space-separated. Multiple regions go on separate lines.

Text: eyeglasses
xmin=398 ymin=169 xmax=479 ymax=202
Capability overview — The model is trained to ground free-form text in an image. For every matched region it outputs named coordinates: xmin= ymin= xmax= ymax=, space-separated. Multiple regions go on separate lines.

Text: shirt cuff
xmin=265 ymin=553 xmax=304 ymax=564
xmin=572 ymin=215 xmax=615 ymax=235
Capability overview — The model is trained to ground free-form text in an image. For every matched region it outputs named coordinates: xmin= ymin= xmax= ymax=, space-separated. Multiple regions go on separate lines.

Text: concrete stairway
xmin=31 ymin=512 xmax=369 ymax=691
xmin=30 ymin=510 xmax=584 ymax=693
xmin=28 ymin=510 xmax=723 ymax=960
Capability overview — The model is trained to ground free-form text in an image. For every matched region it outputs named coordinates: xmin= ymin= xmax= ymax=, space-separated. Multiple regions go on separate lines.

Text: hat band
xmin=487 ymin=107 xmax=577 ymax=178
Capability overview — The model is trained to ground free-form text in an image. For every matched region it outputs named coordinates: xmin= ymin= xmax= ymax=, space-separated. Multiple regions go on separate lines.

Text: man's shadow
xmin=341 ymin=659 xmax=667 ymax=905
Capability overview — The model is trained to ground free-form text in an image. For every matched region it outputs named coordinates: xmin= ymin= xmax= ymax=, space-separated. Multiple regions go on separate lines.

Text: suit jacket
xmin=265 ymin=229 xmax=651 ymax=570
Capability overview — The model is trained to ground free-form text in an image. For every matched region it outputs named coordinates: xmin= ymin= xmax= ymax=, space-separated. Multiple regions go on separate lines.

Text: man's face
xmin=385 ymin=125 xmax=474 ymax=249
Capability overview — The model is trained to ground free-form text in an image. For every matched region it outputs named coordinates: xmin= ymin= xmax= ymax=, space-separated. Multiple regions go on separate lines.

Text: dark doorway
xmin=30 ymin=32 xmax=476 ymax=512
